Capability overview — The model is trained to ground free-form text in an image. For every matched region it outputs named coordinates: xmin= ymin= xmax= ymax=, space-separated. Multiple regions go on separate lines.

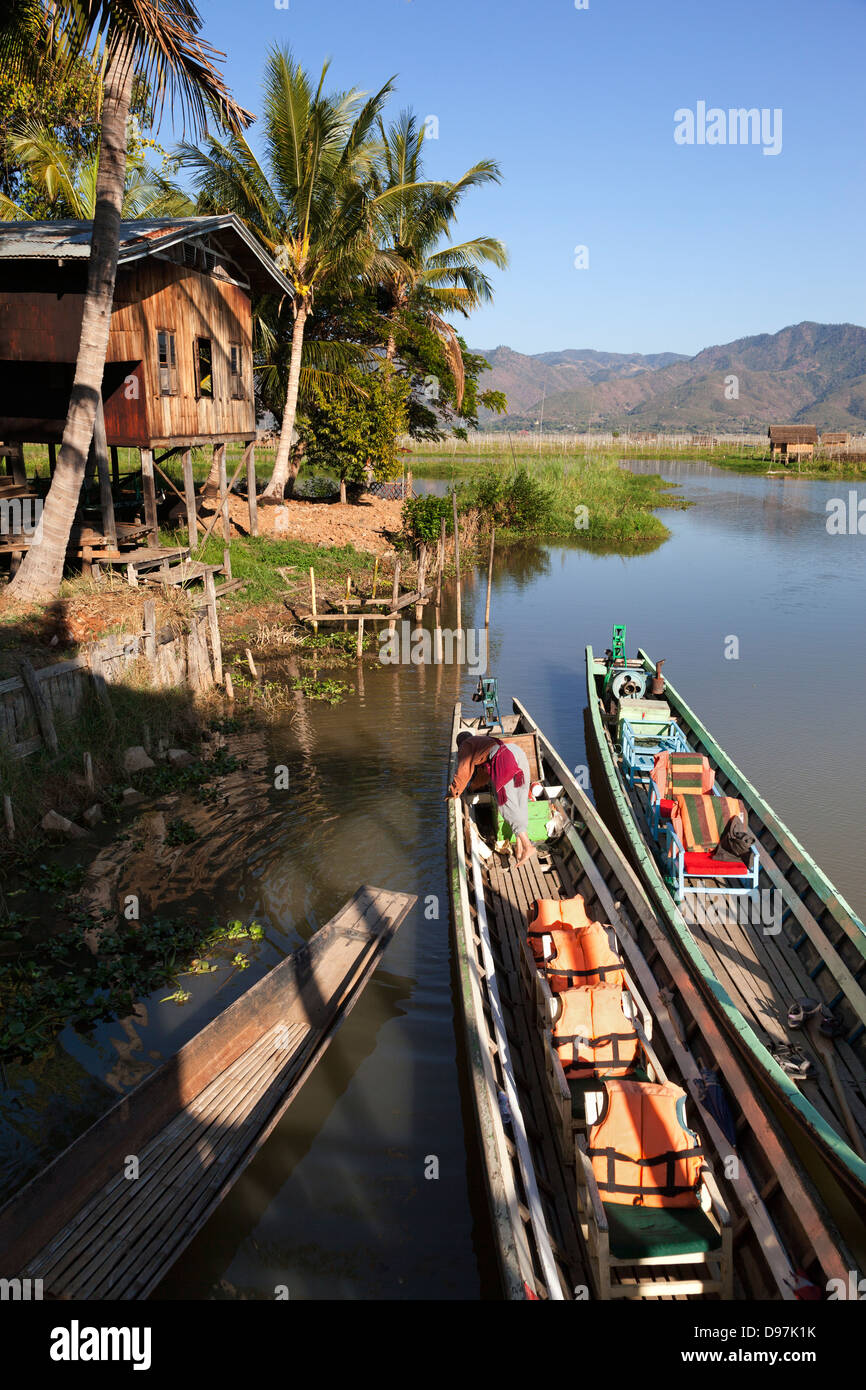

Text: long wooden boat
xmin=585 ymin=636 xmax=866 ymax=1243
xmin=448 ymin=699 xmax=861 ymax=1300
xmin=0 ymin=885 xmax=414 ymax=1299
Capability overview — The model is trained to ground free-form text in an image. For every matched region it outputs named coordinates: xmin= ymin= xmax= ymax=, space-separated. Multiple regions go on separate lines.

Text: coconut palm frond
xmin=425 ymin=237 xmax=509 ymax=272
xmin=2 ymin=1 xmax=252 ymax=137
xmin=427 ymin=313 xmax=466 ymax=408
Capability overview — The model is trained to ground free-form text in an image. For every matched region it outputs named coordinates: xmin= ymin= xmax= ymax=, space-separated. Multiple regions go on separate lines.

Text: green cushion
xmin=569 ymin=1066 xmax=650 ymax=1120
xmin=497 ymin=800 xmax=550 ymax=843
xmin=602 ymin=1202 xmax=721 ymax=1260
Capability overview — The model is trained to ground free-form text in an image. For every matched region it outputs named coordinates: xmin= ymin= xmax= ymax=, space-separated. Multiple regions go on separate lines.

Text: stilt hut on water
xmin=0 ymin=216 xmax=291 ymax=574
xmin=767 ymin=424 xmax=817 ymax=463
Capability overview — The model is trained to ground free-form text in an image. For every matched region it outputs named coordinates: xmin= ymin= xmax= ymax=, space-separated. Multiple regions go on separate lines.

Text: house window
xmin=229 ymin=342 xmax=244 ymax=399
xmin=195 ymin=337 xmax=213 ymax=398
xmin=157 ymin=329 xmax=178 ymax=395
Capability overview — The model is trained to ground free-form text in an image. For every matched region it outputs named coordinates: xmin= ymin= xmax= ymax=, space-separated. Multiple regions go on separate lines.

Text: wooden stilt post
xmin=485 ymin=526 xmax=495 ymax=628
xmin=224 ymin=669 xmax=234 ymax=701
xmin=309 ymin=566 xmax=318 ymax=635
xmin=452 ymin=491 xmax=462 ymax=660
xmin=245 ymin=441 xmax=258 ymax=537
xmin=110 ymin=445 xmax=119 ymax=485
xmin=83 ymin=752 xmax=95 ymax=793
xmin=140 ymin=448 xmax=159 ymax=547
xmin=8 ymin=443 xmax=25 ymax=486
xmin=357 ymin=614 xmax=365 ymax=659
xmin=434 ymin=519 xmax=444 ymax=665
xmin=223 ymin=546 xmax=232 ymax=581
xmin=371 ymin=555 xmax=379 ymax=600
xmin=388 ymin=559 xmax=401 ymax=635
xmin=415 ymin=543 xmax=428 ymax=622
xmin=93 ymin=398 xmax=118 ymax=552
xmin=204 ymin=569 xmax=223 ymax=685
xmin=181 ymin=448 xmax=197 ymax=545
xmin=216 ymin=442 xmax=230 ymax=542
xmin=3 ymin=794 xmax=14 ymax=841
xmin=48 ymin=443 xmax=57 ymax=479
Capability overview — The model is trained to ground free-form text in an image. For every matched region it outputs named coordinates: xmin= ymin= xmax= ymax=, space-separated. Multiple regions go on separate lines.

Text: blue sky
xmin=184 ymin=0 xmax=866 ymax=357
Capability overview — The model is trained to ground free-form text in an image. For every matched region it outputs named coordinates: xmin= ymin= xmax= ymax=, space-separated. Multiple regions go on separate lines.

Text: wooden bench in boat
xmin=0 ymin=885 xmax=415 ymax=1300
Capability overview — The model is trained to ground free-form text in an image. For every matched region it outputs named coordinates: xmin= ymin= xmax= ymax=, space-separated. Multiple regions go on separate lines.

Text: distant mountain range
xmin=473 ymin=323 xmax=866 ymax=432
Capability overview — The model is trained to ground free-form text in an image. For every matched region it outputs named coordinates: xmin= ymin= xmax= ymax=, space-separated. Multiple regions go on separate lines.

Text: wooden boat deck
xmin=484 ymin=846 xmax=587 ymax=1292
xmin=26 ymin=1020 xmax=310 ymax=1299
xmin=490 ymin=702 xmax=864 ymax=1294
xmin=0 ymin=885 xmax=415 ymax=1300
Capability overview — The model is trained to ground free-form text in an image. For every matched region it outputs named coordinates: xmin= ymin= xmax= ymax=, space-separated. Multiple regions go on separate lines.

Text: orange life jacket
xmin=550 ymin=984 xmax=639 ymax=1079
xmin=531 ymin=923 xmax=626 ymax=992
xmin=529 ymin=896 xmax=592 ymax=934
xmin=586 ymin=1079 xmax=705 ymax=1208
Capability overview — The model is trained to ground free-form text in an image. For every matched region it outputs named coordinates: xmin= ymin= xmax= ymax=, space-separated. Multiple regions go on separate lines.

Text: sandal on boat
xmin=771 ymin=1043 xmax=814 ymax=1080
xmin=818 ymin=1006 xmax=844 ymax=1038
xmin=787 ymin=998 xmax=821 ymax=1030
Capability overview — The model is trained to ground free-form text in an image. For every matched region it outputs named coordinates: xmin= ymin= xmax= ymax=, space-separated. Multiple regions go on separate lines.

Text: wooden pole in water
xmin=434 ymin=517 xmax=444 ymax=664
xmin=388 ymin=559 xmax=401 ymax=635
xmin=485 ymin=526 xmax=495 ymax=627
xmin=309 ymin=566 xmax=318 ymax=635
xmin=356 ymin=614 xmax=365 ymax=659
xmin=415 ymin=543 xmax=428 ymax=622
xmin=452 ymin=491 xmax=462 ymax=659
xmin=371 ymin=555 xmax=379 ymax=600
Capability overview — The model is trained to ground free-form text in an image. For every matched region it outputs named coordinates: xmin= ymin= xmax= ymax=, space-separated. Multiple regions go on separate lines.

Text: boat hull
xmin=585 ymin=644 xmax=866 ymax=1232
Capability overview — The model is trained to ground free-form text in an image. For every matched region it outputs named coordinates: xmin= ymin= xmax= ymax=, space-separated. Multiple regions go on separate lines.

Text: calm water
xmin=2 ymin=459 xmax=863 ymax=1299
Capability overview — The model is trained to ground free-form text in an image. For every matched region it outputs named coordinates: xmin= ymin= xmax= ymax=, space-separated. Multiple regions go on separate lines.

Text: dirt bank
xmin=202 ymin=491 xmax=405 ymax=557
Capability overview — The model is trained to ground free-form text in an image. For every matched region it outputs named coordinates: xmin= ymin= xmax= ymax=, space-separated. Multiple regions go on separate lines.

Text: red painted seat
xmin=683 ymin=852 xmax=749 ymax=876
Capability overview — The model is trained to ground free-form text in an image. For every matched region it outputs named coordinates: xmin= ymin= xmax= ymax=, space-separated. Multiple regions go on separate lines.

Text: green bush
xmin=460 ymin=466 xmax=554 ymax=534
xmin=401 ymin=492 xmax=453 ymax=544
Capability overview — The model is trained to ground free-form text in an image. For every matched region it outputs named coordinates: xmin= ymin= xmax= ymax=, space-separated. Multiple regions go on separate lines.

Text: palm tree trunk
xmin=9 ymin=39 xmax=135 ymax=603
xmin=263 ymin=303 xmax=308 ymax=501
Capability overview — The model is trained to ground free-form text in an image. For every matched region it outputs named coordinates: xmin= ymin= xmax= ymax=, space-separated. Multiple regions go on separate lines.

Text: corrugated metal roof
xmin=0 ymin=215 xmax=291 ymax=297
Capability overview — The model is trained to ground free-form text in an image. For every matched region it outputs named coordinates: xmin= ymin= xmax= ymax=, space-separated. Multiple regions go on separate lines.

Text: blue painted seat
xmin=621 ymin=717 xmax=689 ymax=792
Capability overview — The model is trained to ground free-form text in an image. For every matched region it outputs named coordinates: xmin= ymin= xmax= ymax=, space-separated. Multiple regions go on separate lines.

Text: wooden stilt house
xmin=0 ymin=216 xmax=291 ymax=571
xmin=767 ymin=424 xmax=817 ymax=463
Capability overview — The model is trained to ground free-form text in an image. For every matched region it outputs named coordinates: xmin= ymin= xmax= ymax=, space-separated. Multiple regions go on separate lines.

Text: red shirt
xmin=449 ymin=735 xmax=500 ymax=797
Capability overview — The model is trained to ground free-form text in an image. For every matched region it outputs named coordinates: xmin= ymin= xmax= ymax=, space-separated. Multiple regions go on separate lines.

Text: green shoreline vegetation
xmin=407 ymin=439 xmax=866 ymax=480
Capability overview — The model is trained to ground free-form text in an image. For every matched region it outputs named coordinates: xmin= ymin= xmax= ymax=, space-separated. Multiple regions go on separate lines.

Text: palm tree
xmin=180 ymin=47 xmax=404 ymax=501
xmin=371 ymin=110 xmax=508 ymax=408
xmin=2 ymin=0 xmax=250 ymax=602
xmin=0 ymin=120 xmax=194 ymax=219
